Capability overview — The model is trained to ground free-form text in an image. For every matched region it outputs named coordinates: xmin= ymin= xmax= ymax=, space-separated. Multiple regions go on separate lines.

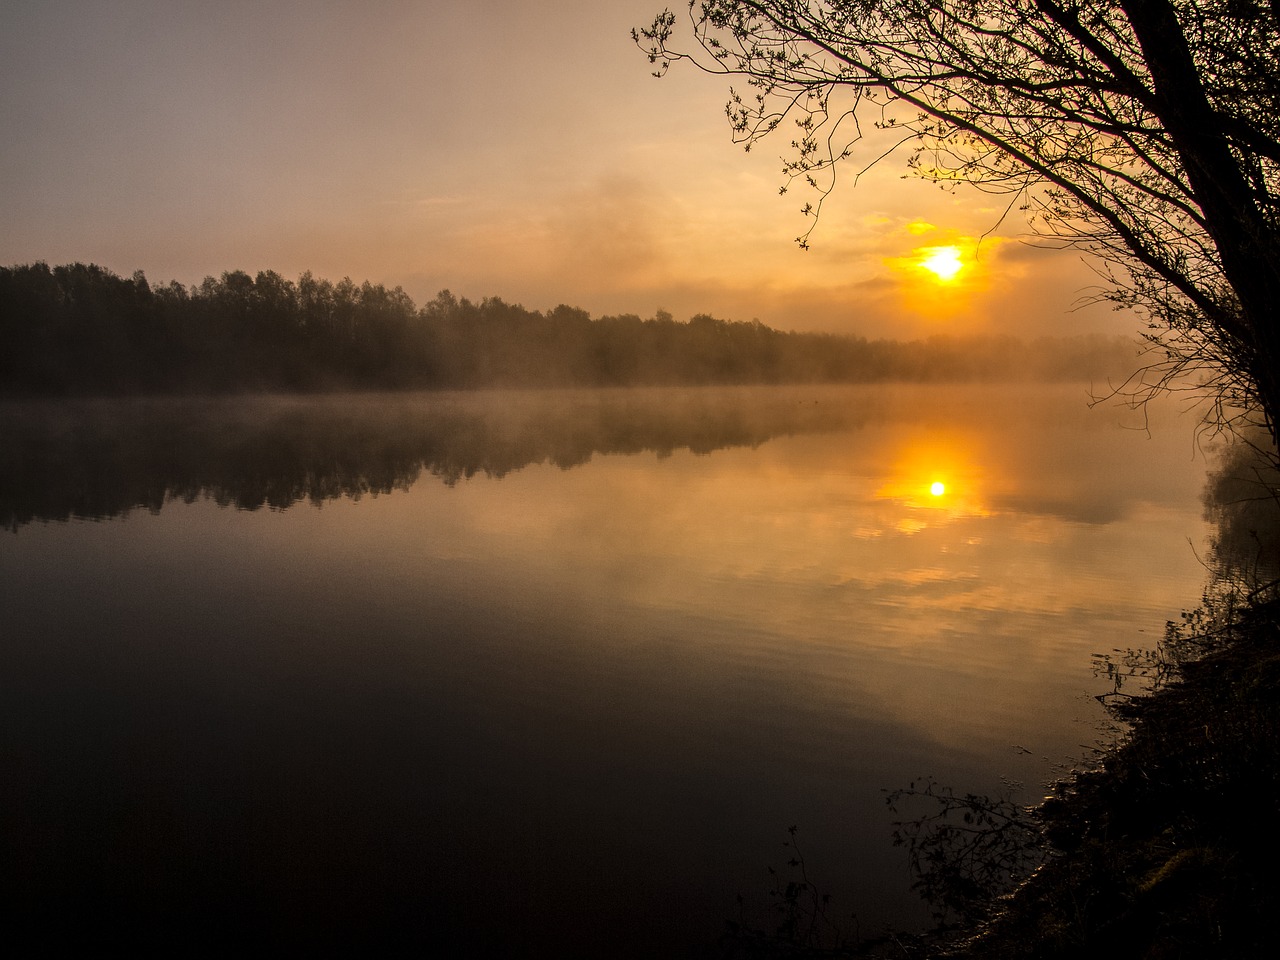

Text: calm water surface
xmin=0 ymin=385 xmax=1216 ymax=956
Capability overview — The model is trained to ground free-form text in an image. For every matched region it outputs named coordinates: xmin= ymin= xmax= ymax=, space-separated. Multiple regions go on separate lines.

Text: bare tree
xmin=636 ymin=1 xmax=1280 ymax=445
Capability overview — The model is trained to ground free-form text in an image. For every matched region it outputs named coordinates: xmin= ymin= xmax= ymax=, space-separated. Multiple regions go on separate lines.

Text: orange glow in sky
xmin=882 ymin=232 xmax=989 ymax=329
xmin=0 ymin=1 xmax=1137 ymax=341
xmin=920 ymin=246 xmax=964 ymax=281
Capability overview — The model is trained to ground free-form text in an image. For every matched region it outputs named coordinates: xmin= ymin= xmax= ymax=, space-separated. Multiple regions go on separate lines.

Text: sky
xmin=0 ymin=0 xmax=1132 ymax=339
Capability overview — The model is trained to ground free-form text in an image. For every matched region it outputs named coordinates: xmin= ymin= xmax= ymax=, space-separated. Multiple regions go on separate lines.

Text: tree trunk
xmin=1120 ymin=0 xmax=1280 ymax=443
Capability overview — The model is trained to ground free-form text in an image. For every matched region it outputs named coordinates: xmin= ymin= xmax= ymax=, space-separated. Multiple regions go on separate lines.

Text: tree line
xmin=0 ymin=262 xmax=1129 ymax=395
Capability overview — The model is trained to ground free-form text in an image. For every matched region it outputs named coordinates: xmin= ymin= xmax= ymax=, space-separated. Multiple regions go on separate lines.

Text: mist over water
xmin=0 ymin=385 xmax=1222 ymax=957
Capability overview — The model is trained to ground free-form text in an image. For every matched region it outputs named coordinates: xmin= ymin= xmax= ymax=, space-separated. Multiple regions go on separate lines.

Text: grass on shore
xmin=945 ymin=589 xmax=1280 ymax=960
xmin=723 ymin=587 xmax=1280 ymax=959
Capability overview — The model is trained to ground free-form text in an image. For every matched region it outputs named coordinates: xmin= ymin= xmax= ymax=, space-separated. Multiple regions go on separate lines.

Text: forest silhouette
xmin=0 ymin=262 xmax=1131 ymax=395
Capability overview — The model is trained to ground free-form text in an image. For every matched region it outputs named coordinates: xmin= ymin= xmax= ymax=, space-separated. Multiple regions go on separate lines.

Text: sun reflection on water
xmin=875 ymin=436 xmax=990 ymax=527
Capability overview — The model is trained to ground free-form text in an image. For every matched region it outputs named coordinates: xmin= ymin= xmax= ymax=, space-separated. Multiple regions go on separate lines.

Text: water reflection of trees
xmin=10 ymin=387 xmax=1276 ymax=554
xmin=1203 ymin=436 xmax=1280 ymax=592
xmin=0 ymin=389 xmax=865 ymax=530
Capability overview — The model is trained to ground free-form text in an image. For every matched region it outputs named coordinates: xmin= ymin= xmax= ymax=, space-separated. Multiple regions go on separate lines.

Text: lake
xmin=0 ymin=384 xmax=1220 ymax=956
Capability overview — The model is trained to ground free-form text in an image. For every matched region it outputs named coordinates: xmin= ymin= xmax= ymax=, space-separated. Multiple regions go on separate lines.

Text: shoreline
xmin=939 ymin=590 xmax=1280 ymax=958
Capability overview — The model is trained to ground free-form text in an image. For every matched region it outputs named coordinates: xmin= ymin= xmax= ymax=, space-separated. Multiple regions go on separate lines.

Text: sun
xmin=919 ymin=246 xmax=964 ymax=281
xmin=929 ymin=481 xmax=946 ymax=497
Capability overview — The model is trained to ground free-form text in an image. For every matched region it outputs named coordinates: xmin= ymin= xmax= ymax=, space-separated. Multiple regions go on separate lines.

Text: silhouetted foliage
xmin=966 ymin=593 xmax=1280 ymax=959
xmin=885 ymin=779 xmax=1044 ymax=927
xmin=0 ymin=262 xmax=1131 ymax=396
xmin=725 ymin=826 xmax=868 ymax=957
xmin=0 ymin=263 xmax=428 ymax=394
xmin=637 ymin=2 xmax=1280 ymax=445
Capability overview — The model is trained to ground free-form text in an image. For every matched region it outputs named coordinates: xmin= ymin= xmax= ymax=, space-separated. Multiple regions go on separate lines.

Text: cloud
xmin=540 ymin=175 xmax=669 ymax=281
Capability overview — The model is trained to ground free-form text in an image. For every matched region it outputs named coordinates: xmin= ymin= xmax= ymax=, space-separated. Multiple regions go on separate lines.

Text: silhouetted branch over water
xmin=639 ymin=2 xmax=1280 ymax=447
xmin=0 ymin=262 xmax=1134 ymax=396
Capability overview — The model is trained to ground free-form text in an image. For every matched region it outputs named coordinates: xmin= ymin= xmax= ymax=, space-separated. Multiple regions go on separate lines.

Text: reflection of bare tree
xmin=1202 ymin=435 xmax=1280 ymax=595
xmin=885 ymin=778 xmax=1044 ymax=927
xmin=1088 ymin=440 xmax=1280 ymax=718
xmin=1 ymin=389 xmax=867 ymax=530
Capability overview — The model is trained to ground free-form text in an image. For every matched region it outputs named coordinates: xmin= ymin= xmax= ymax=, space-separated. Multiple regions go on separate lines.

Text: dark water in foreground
xmin=0 ymin=386 xmax=1216 ymax=956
